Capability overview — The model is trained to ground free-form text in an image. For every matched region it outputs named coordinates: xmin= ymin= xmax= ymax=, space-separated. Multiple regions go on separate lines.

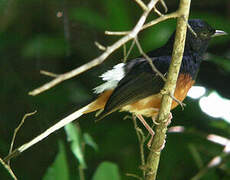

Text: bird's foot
xmin=163 ymin=112 xmax=172 ymax=126
xmin=151 ymin=113 xmax=172 ymax=150
xmin=152 ymin=116 xmax=160 ymax=125
xmin=136 ymin=114 xmax=155 ymax=148
xmin=147 ymin=134 xmax=154 ymax=148
xmin=152 ymin=112 xmax=172 ymax=126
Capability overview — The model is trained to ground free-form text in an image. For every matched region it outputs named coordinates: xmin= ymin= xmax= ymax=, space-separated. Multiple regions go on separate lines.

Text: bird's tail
xmin=4 ymin=90 xmax=114 ymax=161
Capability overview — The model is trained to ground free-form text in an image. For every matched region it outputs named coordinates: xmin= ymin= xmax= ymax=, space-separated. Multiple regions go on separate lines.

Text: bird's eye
xmin=200 ymin=32 xmax=208 ymax=37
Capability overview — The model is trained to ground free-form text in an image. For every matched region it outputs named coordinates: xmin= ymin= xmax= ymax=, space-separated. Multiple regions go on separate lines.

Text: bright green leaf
xmin=43 ymin=141 xmax=69 ymax=180
xmin=83 ymin=133 xmax=98 ymax=151
xmin=92 ymin=161 xmax=121 ymax=180
xmin=142 ymin=19 xmax=175 ymax=52
xmin=64 ymin=123 xmax=87 ymax=169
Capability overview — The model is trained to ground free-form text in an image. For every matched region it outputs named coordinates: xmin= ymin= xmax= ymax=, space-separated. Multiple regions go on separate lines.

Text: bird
xmin=4 ymin=19 xmax=227 ymax=161
xmin=80 ymin=19 xmax=226 ymax=146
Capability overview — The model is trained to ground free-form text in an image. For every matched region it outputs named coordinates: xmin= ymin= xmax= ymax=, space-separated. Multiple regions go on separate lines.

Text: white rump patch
xmin=93 ymin=63 xmax=125 ymax=94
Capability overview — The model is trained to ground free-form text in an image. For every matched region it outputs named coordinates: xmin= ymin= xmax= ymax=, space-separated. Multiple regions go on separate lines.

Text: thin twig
xmin=0 ymin=157 xmax=17 ymax=180
xmin=159 ymin=0 xmax=168 ymax=13
xmin=134 ymin=37 xmax=166 ymax=81
xmin=182 ymin=16 xmax=197 ymax=37
xmin=105 ymin=31 xmax=129 ymax=36
xmin=153 ymin=7 xmax=163 ymax=17
xmin=132 ymin=115 xmax=146 ymax=178
xmin=133 ymin=0 xmax=148 ymax=11
xmin=106 ymin=12 xmax=179 ymax=36
xmin=4 ymin=105 xmax=89 ymax=161
xmin=123 ymin=44 xmax=127 ymax=62
xmin=187 ymin=22 xmax=197 ymax=38
xmin=159 ymin=83 xmax=186 ymax=110
xmin=40 ymin=70 xmax=59 ymax=78
xmin=159 ymin=90 xmax=186 ymax=109
xmin=169 ymin=92 xmax=186 ymax=109
xmin=8 ymin=110 xmax=37 ymax=165
xmin=142 ymin=11 xmax=178 ymax=30
xmin=95 ymin=41 xmax=106 ymax=51
xmin=126 ymin=173 xmax=143 ymax=180
xmin=124 ymin=39 xmax=136 ymax=62
xmin=29 ymin=10 xmax=179 ymax=96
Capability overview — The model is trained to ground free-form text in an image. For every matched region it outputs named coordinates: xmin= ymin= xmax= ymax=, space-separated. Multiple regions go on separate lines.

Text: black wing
xmin=97 ymin=56 xmax=171 ymax=119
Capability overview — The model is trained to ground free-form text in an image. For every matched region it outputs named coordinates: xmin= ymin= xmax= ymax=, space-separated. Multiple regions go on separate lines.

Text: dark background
xmin=0 ymin=0 xmax=230 ymax=179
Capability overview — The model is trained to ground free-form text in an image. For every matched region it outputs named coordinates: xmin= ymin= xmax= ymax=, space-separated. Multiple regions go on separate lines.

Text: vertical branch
xmin=145 ymin=0 xmax=191 ymax=180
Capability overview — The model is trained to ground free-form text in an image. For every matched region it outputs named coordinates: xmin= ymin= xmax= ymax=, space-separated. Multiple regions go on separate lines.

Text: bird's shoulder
xmin=124 ymin=56 xmax=172 ymax=75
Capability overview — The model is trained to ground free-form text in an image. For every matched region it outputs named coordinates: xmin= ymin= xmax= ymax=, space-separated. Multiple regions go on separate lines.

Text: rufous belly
xmin=121 ymin=74 xmax=195 ymax=117
xmin=86 ymin=74 xmax=194 ymax=117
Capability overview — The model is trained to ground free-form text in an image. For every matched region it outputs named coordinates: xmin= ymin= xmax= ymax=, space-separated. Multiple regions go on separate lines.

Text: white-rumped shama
xmin=82 ymin=19 xmax=227 ymax=146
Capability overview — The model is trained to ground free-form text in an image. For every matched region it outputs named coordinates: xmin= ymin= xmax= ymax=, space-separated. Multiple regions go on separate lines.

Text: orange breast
xmin=172 ymin=74 xmax=195 ymax=109
xmin=121 ymin=74 xmax=195 ymax=117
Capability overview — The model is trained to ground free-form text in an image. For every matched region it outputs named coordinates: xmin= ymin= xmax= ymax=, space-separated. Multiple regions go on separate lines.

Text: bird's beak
xmin=212 ymin=30 xmax=228 ymax=37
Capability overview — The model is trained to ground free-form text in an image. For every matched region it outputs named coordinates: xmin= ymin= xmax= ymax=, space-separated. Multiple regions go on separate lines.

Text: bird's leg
xmin=136 ymin=113 xmax=173 ymax=149
xmin=136 ymin=114 xmax=155 ymax=148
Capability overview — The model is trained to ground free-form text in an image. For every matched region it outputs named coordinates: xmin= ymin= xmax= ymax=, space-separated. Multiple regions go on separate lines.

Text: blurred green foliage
xmin=22 ymin=35 xmax=68 ymax=58
xmin=65 ymin=123 xmax=87 ymax=169
xmin=92 ymin=162 xmax=121 ymax=180
xmin=0 ymin=0 xmax=230 ymax=180
xmin=43 ymin=141 xmax=69 ymax=180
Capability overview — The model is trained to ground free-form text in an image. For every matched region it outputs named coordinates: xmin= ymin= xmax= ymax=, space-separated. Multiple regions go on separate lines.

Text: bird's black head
xmin=148 ymin=19 xmax=227 ymax=59
xmin=185 ymin=19 xmax=227 ymax=55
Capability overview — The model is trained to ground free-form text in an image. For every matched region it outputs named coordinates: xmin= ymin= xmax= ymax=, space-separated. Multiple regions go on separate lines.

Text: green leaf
xmin=70 ymin=0 xmax=132 ymax=30
xmin=142 ymin=19 xmax=175 ymax=52
xmin=64 ymin=123 xmax=87 ymax=169
xmin=22 ymin=35 xmax=68 ymax=58
xmin=101 ymin=0 xmax=132 ymax=30
xmin=83 ymin=133 xmax=98 ymax=151
xmin=68 ymin=82 xmax=91 ymax=103
xmin=209 ymin=54 xmax=230 ymax=72
xmin=70 ymin=7 xmax=107 ymax=30
xmin=92 ymin=161 xmax=121 ymax=180
xmin=43 ymin=141 xmax=69 ymax=180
